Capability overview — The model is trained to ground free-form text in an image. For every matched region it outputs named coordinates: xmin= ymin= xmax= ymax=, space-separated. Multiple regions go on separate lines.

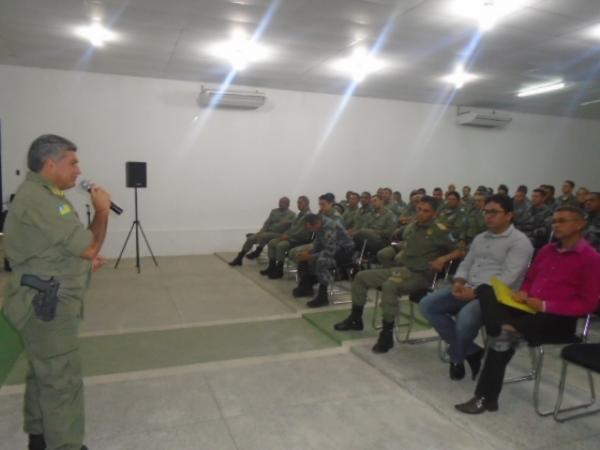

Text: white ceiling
xmin=1 ymin=0 xmax=600 ymax=119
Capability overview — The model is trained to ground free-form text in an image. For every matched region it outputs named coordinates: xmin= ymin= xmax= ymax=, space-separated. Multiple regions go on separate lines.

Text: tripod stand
xmin=114 ymin=187 xmax=158 ymax=273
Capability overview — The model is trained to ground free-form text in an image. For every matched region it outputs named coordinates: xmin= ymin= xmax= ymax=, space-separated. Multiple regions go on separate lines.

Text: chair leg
xmin=505 ymin=346 xmax=538 ymax=384
xmin=553 ymin=363 xmax=599 ymax=422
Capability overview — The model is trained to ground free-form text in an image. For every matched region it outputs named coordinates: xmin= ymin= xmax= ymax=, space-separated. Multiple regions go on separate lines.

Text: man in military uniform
xmin=341 ymin=192 xmax=361 ymax=229
xmin=390 ymin=191 xmax=407 ymax=217
xmin=432 ymin=187 xmax=444 ymax=210
xmin=540 ymin=184 xmax=558 ymax=210
xmin=584 ymin=192 xmax=600 ymax=252
xmin=512 ymin=187 xmax=530 ymax=227
xmin=461 ymin=192 xmax=487 ymax=246
xmin=261 ymin=196 xmax=312 ymax=279
xmin=348 ymin=194 xmax=395 ymax=255
xmin=3 ymin=135 xmax=112 ymax=450
xmin=461 ymin=186 xmax=474 ymax=211
xmin=356 ymin=191 xmax=373 ymax=228
xmin=518 ymin=188 xmax=553 ymax=249
xmin=576 ymin=186 xmax=590 ymax=208
xmin=292 ymin=214 xmax=355 ymax=307
xmin=436 ymin=191 xmax=467 ymax=240
xmin=556 ymin=180 xmax=578 ymax=207
xmin=229 ymin=197 xmax=296 ymax=266
xmin=334 ymin=196 xmax=463 ymax=353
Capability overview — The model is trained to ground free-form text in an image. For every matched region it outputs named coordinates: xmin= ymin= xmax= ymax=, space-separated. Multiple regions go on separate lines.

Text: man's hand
xmin=524 ymin=297 xmax=544 ymax=312
xmin=512 ymin=290 xmax=529 ymax=303
xmin=452 ymin=281 xmax=475 ymax=301
xmin=430 ymin=257 xmax=446 ymax=273
xmin=90 ymin=185 xmax=111 ymax=213
xmin=92 ymin=255 xmax=107 ymax=272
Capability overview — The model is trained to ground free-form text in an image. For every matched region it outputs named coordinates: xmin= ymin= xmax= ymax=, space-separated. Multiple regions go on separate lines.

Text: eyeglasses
xmin=482 ymin=209 xmax=505 ymax=216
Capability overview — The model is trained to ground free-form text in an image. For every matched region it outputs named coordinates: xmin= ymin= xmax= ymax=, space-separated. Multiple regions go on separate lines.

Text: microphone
xmin=80 ymin=180 xmax=123 ymax=215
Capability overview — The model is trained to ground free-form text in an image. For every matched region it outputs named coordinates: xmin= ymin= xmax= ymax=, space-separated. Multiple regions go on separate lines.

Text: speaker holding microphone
xmin=126 ymin=162 xmax=147 ymax=188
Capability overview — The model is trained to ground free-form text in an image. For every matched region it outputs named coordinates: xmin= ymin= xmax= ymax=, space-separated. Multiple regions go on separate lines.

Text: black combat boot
xmin=260 ymin=259 xmax=276 ymax=275
xmin=28 ymin=434 xmax=46 ymax=450
xmin=292 ymin=275 xmax=315 ymax=298
xmin=267 ymin=262 xmax=285 ymax=279
xmin=245 ymin=246 xmax=264 ymax=260
xmin=334 ymin=304 xmax=364 ymax=331
xmin=228 ymin=251 xmax=245 ymax=266
xmin=372 ymin=320 xmax=394 ymax=353
xmin=307 ymin=284 xmax=329 ymax=308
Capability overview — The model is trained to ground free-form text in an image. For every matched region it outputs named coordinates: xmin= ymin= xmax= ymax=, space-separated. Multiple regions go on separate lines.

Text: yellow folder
xmin=491 ymin=277 xmax=536 ymax=314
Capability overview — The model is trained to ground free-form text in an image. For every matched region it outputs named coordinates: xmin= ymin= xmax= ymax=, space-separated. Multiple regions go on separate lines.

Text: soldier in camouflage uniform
xmin=334 ymin=196 xmax=463 ymax=353
xmin=584 ymin=192 xmax=600 ymax=252
xmin=576 ymin=187 xmax=590 ymax=208
xmin=342 ymin=192 xmax=361 ymax=229
xmin=350 ymin=194 xmax=395 ymax=255
xmin=512 ymin=187 xmax=530 ymax=227
xmin=260 ymin=196 xmax=312 ymax=278
xmin=229 ymin=197 xmax=296 ymax=266
xmin=355 ymin=191 xmax=373 ymax=229
xmin=556 ymin=180 xmax=579 ymax=208
xmin=432 ymin=187 xmax=444 ymax=210
xmin=461 ymin=186 xmax=475 ymax=212
xmin=292 ymin=214 xmax=355 ymax=308
xmin=517 ymin=188 xmax=553 ymax=250
xmin=540 ymin=184 xmax=558 ymax=210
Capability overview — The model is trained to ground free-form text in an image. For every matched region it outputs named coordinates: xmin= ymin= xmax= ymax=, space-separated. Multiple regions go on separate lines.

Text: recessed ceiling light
xmin=331 ymin=47 xmax=386 ymax=83
xmin=517 ymin=80 xmax=565 ymax=97
xmin=589 ymin=24 xmax=600 ymax=39
xmin=442 ymin=65 xmax=477 ymax=89
xmin=449 ymin=0 xmax=527 ymax=31
xmin=206 ymin=30 xmax=270 ymax=71
xmin=74 ymin=20 xmax=116 ymax=47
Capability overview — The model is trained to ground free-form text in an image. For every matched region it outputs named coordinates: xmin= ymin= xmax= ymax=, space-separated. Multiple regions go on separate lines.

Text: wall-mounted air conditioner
xmin=197 ymin=87 xmax=266 ymax=109
xmin=457 ymin=107 xmax=512 ymax=128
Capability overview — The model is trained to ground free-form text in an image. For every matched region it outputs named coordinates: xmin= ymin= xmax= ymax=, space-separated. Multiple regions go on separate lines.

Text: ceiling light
xmin=442 ymin=65 xmax=477 ymax=89
xmin=589 ymin=24 xmax=600 ymax=39
xmin=449 ymin=0 xmax=527 ymax=31
xmin=331 ymin=47 xmax=385 ymax=83
xmin=74 ymin=20 xmax=116 ymax=47
xmin=517 ymin=80 xmax=565 ymax=97
xmin=206 ymin=30 xmax=270 ymax=71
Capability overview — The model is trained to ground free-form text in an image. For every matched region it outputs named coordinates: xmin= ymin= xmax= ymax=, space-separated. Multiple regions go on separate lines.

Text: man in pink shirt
xmin=455 ymin=206 xmax=600 ymax=414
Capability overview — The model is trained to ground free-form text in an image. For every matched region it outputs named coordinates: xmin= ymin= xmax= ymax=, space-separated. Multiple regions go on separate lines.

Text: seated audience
xmin=334 ymin=196 xmax=464 ymax=353
xmin=540 ymin=184 xmax=557 ymax=209
xmin=455 ymin=206 xmax=600 ymax=414
xmin=517 ymin=188 xmax=552 ymax=249
xmin=437 ymin=191 xmax=467 ymax=240
xmin=420 ymin=194 xmax=533 ymax=380
xmin=229 ymin=197 xmax=295 ymax=266
xmin=342 ymin=192 xmax=361 ymax=229
xmin=576 ymin=186 xmax=590 ymax=208
xmin=348 ymin=193 xmax=395 ymax=255
xmin=261 ymin=195 xmax=313 ymax=279
xmin=583 ymin=192 xmax=600 ymax=252
xmin=557 ymin=180 xmax=578 ymax=207
xmin=460 ymin=192 xmax=488 ymax=246
xmin=432 ymin=187 xmax=444 ymax=209
xmin=512 ymin=186 xmax=530 ymax=226
xmin=497 ymin=184 xmax=509 ymax=196
xmin=292 ymin=213 xmax=355 ymax=307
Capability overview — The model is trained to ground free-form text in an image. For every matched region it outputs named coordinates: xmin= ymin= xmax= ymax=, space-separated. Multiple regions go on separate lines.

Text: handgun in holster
xmin=20 ymin=274 xmax=60 ymax=322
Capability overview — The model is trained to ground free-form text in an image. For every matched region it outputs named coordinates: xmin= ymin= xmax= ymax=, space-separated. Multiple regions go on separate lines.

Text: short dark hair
xmin=433 ymin=187 xmax=443 ymax=193
xmin=517 ymin=185 xmax=528 ymax=194
xmin=418 ymin=195 xmax=437 ymax=210
xmin=306 ymin=213 xmax=322 ymax=225
xmin=27 ymin=134 xmax=77 ymax=172
xmin=447 ymin=191 xmax=460 ymax=201
xmin=319 ymin=193 xmax=335 ymax=203
xmin=485 ymin=194 xmax=513 ymax=213
xmin=417 ymin=188 xmax=426 ymax=194
xmin=360 ymin=191 xmax=371 ymax=198
xmin=541 ymin=184 xmax=555 ymax=194
xmin=555 ymin=206 xmax=585 ymax=219
xmin=532 ymin=188 xmax=546 ymax=197
xmin=298 ymin=195 xmax=309 ymax=203
xmin=564 ymin=180 xmax=575 ymax=188
xmin=497 ymin=184 xmax=509 ymax=194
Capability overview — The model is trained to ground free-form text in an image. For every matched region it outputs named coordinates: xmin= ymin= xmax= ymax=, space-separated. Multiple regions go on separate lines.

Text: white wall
xmin=1 ymin=64 xmax=599 ymax=257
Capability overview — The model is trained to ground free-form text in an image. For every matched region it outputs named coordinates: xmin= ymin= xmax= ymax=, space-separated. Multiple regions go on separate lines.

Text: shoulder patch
xmin=50 ymin=187 xmax=65 ymax=197
xmin=58 ymin=203 xmax=72 ymax=216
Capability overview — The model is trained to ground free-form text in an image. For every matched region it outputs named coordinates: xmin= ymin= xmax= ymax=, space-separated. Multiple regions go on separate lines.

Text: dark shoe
xmin=228 ymin=252 xmax=245 ymax=266
xmin=307 ymin=284 xmax=329 ymax=308
xmin=372 ymin=321 xmax=394 ymax=353
xmin=260 ymin=259 xmax=276 ymax=275
xmin=292 ymin=283 xmax=314 ymax=298
xmin=81 ymin=446 xmax=89 ymax=450
xmin=267 ymin=262 xmax=284 ymax=279
xmin=449 ymin=362 xmax=466 ymax=380
xmin=246 ymin=247 xmax=263 ymax=260
xmin=455 ymin=396 xmax=498 ymax=414
xmin=466 ymin=349 xmax=485 ymax=380
xmin=334 ymin=305 xmax=364 ymax=331
xmin=28 ymin=434 xmax=46 ymax=450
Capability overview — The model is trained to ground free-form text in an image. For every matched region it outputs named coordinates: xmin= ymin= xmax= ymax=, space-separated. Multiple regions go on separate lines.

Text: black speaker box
xmin=126 ymin=162 xmax=147 ymax=188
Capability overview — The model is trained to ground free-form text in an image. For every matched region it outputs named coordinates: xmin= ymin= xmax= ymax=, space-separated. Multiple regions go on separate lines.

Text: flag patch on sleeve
xmin=58 ymin=204 xmax=72 ymax=216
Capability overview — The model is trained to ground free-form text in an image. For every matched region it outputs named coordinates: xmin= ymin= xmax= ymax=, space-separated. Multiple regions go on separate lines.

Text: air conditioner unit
xmin=197 ymin=87 xmax=266 ymax=109
xmin=457 ymin=109 xmax=512 ymax=128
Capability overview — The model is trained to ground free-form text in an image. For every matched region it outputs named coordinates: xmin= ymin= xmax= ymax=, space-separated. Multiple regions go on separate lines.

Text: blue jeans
xmin=419 ymin=286 xmax=483 ymax=364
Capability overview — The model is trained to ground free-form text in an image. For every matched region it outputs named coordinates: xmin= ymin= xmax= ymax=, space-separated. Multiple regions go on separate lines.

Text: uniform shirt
xmin=360 ymin=207 xmax=395 ymax=237
xmin=461 ymin=208 xmax=486 ymax=244
xmin=437 ymin=204 xmax=467 ymax=240
xmin=260 ymin=208 xmax=296 ymax=233
xmin=517 ymin=205 xmax=552 ymax=236
xmin=321 ymin=209 xmax=344 ymax=226
xmin=556 ymin=194 xmax=578 ymax=208
xmin=287 ymin=209 xmax=312 ymax=242
xmin=512 ymin=198 xmax=531 ymax=227
xmin=312 ymin=217 xmax=355 ymax=260
xmin=342 ymin=206 xmax=360 ymax=229
xmin=355 ymin=205 xmax=372 ymax=229
xmin=583 ymin=212 xmax=600 ymax=253
xmin=454 ymin=224 xmax=533 ymax=289
xmin=522 ymin=239 xmax=600 ymax=316
xmin=396 ymin=220 xmax=458 ymax=272
xmin=3 ymin=172 xmax=93 ymax=328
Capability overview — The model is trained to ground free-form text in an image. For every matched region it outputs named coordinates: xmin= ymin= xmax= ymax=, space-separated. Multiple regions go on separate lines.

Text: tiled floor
xmin=1 ymin=254 xmax=599 ymax=450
